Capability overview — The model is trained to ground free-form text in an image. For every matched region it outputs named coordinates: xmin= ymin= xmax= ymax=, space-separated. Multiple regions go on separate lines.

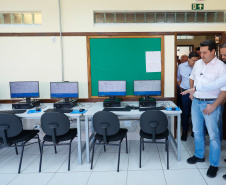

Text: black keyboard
xmin=103 ymin=107 xmax=131 ymax=112
xmin=139 ymin=106 xmax=166 ymax=111
xmin=0 ymin=110 xmax=27 ymax=114
xmin=44 ymin=109 xmax=73 ymax=113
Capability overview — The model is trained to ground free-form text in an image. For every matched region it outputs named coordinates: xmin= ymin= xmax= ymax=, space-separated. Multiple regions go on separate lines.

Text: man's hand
xmin=181 ymin=88 xmax=195 ymax=95
xmin=189 ymin=93 xmax=194 ymax=100
xmin=203 ymin=104 xmax=217 ymax=116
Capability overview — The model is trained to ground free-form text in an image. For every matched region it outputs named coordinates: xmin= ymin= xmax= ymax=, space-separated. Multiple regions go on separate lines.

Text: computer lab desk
xmin=83 ymin=101 xmax=182 ymax=163
xmin=0 ymin=102 xmax=95 ymax=165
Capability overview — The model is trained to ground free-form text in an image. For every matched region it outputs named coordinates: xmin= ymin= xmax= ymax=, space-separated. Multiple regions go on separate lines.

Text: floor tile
xmin=8 ymin=173 xmax=55 ymax=185
xmin=87 ymin=171 xmax=127 ymax=185
xmin=43 ymin=141 xmax=77 ymax=154
xmin=92 ymin=152 xmax=129 ymax=171
xmin=130 ymin=140 xmax=158 ymax=153
xmin=164 ymin=169 xmax=207 ymax=185
xmin=188 ymin=150 xmax=226 ymax=168
xmin=128 ymin=152 xmax=162 ymax=170
xmin=0 ymin=154 xmax=39 ymax=173
xmin=159 ymin=150 xmax=197 ymax=169
xmin=127 ymin=170 xmax=166 ymax=185
xmin=48 ymin=172 xmax=91 ymax=185
xmin=199 ymin=168 xmax=226 ymax=185
xmin=99 ymin=140 xmax=130 ymax=153
xmin=23 ymin=154 xmax=68 ymax=173
xmin=157 ymin=139 xmax=187 ymax=152
xmin=0 ymin=174 xmax=18 ymax=185
xmin=57 ymin=149 xmax=100 ymax=172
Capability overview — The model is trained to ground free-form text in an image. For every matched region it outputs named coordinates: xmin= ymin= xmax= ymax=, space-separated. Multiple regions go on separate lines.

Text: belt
xmin=195 ymin=98 xmax=216 ymax=101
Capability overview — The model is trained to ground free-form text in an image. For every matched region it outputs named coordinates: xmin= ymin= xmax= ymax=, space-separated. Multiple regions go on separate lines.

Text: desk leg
xmin=177 ymin=115 xmax=181 ymax=161
xmin=168 ymin=116 xmax=171 ymax=142
xmin=85 ymin=117 xmax=90 ymax=163
xmin=77 ymin=117 xmax=82 ymax=165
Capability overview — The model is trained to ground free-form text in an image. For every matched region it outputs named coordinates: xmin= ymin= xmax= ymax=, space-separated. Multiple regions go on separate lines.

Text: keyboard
xmin=139 ymin=106 xmax=166 ymax=111
xmin=0 ymin=110 xmax=27 ymax=114
xmin=103 ymin=107 xmax=131 ymax=112
xmin=44 ymin=109 xmax=73 ymax=113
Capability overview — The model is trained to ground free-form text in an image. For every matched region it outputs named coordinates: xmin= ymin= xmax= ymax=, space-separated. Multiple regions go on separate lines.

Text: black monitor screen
xmin=50 ymin=82 xmax=79 ymax=98
xmin=134 ymin=80 xmax=161 ymax=96
xmin=10 ymin=81 xmax=39 ymax=98
xmin=98 ymin=81 xmax=126 ymax=97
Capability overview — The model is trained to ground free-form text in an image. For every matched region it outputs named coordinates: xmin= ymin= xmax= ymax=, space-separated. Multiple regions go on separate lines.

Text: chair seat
xmin=0 ymin=130 xmax=39 ymax=145
xmin=43 ymin=128 xmax=77 ymax=143
xmin=140 ymin=129 xmax=169 ymax=140
xmin=95 ymin=128 xmax=128 ymax=142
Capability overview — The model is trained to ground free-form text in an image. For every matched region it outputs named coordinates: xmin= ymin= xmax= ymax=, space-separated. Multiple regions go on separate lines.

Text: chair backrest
xmin=41 ymin=112 xmax=70 ymax=137
xmin=93 ymin=111 xmax=120 ymax=139
xmin=140 ymin=110 xmax=168 ymax=136
xmin=0 ymin=113 xmax=23 ymax=144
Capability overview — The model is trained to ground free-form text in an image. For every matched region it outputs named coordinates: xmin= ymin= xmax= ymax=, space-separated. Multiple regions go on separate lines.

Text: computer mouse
xmin=36 ymin=107 xmax=41 ymax=111
xmin=79 ymin=109 xmax=85 ymax=112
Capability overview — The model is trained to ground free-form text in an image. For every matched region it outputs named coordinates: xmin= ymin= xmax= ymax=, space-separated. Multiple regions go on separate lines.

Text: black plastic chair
xmin=139 ymin=110 xmax=169 ymax=169
xmin=91 ymin=111 xmax=128 ymax=172
xmin=0 ymin=113 xmax=41 ymax=173
xmin=39 ymin=112 xmax=77 ymax=172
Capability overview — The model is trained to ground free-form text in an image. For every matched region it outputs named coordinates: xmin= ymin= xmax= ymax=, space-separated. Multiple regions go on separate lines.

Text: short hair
xmin=180 ymin=54 xmax=188 ymax=60
xmin=189 ymin=51 xmax=200 ymax=59
xmin=200 ymin=40 xmax=216 ymax=51
xmin=195 ymin=47 xmax=200 ymax=51
xmin=220 ymin=42 xmax=226 ymax=48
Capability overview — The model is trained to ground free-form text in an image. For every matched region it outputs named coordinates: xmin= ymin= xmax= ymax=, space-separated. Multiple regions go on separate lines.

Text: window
xmin=0 ymin=12 xmax=42 ymax=25
xmin=94 ymin=11 xmax=226 ymax=24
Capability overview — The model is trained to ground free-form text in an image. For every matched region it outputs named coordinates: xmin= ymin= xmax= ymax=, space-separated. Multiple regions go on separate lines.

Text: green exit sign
xmin=192 ymin=3 xmax=204 ymax=10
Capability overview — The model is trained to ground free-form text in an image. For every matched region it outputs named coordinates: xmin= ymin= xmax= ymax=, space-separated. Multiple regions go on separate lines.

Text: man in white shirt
xmin=177 ymin=51 xmax=199 ymax=141
xmin=186 ymin=40 xmax=226 ymax=178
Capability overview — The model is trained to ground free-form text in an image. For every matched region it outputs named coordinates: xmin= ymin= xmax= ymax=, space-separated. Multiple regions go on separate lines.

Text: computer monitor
xmin=50 ymin=82 xmax=79 ymax=102
xmin=134 ymin=80 xmax=161 ymax=99
xmin=98 ymin=80 xmax=126 ymax=100
xmin=10 ymin=81 xmax=39 ymax=103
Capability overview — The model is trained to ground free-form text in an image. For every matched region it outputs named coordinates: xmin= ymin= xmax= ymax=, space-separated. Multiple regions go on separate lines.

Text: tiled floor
xmin=1 ymin=137 xmax=226 ymax=185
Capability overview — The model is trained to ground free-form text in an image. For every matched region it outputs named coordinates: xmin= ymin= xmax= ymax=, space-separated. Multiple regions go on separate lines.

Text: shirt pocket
xmin=204 ymin=73 xmax=216 ymax=83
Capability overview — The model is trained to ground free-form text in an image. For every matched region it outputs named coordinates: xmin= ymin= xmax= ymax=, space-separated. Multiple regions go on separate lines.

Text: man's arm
xmin=203 ymin=91 xmax=226 ymax=115
xmin=189 ymin=79 xmax=194 ymax=100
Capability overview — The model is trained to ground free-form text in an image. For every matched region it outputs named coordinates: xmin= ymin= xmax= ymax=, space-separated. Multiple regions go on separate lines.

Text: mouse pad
xmin=70 ymin=110 xmax=88 ymax=114
xmin=27 ymin=110 xmax=42 ymax=114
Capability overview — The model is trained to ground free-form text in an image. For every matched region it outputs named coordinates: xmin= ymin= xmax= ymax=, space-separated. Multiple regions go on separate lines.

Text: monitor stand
xmin=12 ymin=98 xmax=40 ymax=109
xmin=103 ymin=96 xmax=121 ymax=107
xmin=54 ymin=98 xmax=77 ymax=109
xmin=139 ymin=96 xmax=156 ymax=107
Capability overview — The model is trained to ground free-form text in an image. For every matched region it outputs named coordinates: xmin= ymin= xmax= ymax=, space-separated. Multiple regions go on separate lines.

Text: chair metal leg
xmin=90 ymin=140 xmax=96 ymax=170
xmin=139 ymin=137 xmax=142 ymax=168
xmin=125 ymin=135 xmax=128 ymax=153
xmin=18 ymin=144 xmax=25 ymax=173
xmin=39 ymin=142 xmax=45 ymax=172
xmin=142 ymin=138 xmax=144 ymax=150
xmin=15 ymin=143 xmax=18 ymax=155
xmin=117 ymin=141 xmax=122 ymax=172
xmin=165 ymin=138 xmax=167 ymax=152
xmin=167 ymin=140 xmax=169 ymax=169
xmin=104 ymin=145 xmax=106 ymax=152
xmin=54 ymin=145 xmax=57 ymax=154
xmin=68 ymin=141 xmax=72 ymax=171
xmin=37 ymin=135 xmax=41 ymax=155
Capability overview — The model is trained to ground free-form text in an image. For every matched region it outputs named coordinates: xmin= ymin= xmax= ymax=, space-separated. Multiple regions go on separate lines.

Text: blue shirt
xmin=177 ymin=61 xmax=193 ymax=90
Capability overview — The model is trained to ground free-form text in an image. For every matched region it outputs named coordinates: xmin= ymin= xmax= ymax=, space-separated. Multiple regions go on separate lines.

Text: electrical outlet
xmin=124 ymin=121 xmax=131 ymax=127
xmin=34 ymin=125 xmax=40 ymax=130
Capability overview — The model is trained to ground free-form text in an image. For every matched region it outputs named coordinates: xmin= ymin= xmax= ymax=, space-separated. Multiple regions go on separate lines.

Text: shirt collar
xmin=201 ymin=56 xmax=217 ymax=65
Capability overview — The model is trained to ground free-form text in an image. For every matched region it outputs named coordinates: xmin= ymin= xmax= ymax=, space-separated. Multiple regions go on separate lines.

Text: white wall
xmin=0 ymin=0 xmax=225 ymax=99
xmin=0 ymin=37 xmax=62 ymax=99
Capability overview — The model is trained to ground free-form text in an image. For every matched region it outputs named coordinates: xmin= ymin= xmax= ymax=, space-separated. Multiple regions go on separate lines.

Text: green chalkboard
xmin=88 ymin=36 xmax=164 ymax=97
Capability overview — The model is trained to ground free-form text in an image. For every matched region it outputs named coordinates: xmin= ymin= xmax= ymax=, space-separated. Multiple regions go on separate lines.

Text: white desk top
xmin=0 ymin=102 xmax=95 ymax=119
xmin=83 ymin=101 xmax=182 ymax=118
